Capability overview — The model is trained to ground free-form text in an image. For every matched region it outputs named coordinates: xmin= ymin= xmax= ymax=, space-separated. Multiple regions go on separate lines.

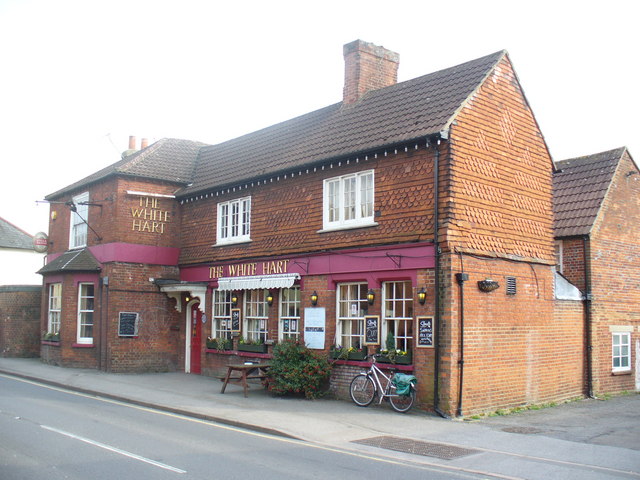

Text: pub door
xmin=189 ymin=303 xmax=202 ymax=374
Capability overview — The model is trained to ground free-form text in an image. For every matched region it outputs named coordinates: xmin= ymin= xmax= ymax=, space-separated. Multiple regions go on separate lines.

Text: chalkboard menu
xmin=417 ymin=316 xmax=434 ymax=347
xmin=231 ymin=308 xmax=241 ymax=332
xmin=364 ymin=315 xmax=380 ymax=345
xmin=118 ymin=312 xmax=139 ymax=337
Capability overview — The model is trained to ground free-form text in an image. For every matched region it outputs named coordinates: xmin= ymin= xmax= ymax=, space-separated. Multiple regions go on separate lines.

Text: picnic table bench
xmin=220 ymin=363 xmax=272 ymax=397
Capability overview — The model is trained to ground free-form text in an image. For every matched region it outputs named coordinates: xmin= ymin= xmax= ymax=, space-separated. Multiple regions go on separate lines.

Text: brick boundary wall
xmin=0 ymin=285 xmax=42 ymax=358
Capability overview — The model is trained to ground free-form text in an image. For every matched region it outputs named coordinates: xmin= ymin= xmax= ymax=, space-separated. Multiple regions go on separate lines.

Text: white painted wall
xmin=0 ymin=248 xmax=44 ymax=285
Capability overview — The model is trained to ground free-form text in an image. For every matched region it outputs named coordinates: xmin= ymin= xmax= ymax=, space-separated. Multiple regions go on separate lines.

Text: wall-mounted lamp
xmin=310 ymin=291 xmax=318 ymax=306
xmin=231 ymin=293 xmax=238 ymax=306
xmin=417 ymin=287 xmax=426 ymax=305
xmin=478 ymin=279 xmax=500 ymax=292
xmin=185 ymin=295 xmax=191 ymax=303
xmin=367 ymin=289 xmax=375 ymax=305
xmin=266 ymin=292 xmax=274 ymax=306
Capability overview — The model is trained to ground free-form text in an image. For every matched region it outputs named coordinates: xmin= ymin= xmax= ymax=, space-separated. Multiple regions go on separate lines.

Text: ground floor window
xmin=47 ymin=283 xmax=61 ymax=335
xmin=382 ymin=281 xmax=414 ymax=351
xmin=77 ymin=283 xmax=95 ymax=344
xmin=612 ymin=332 xmax=631 ymax=372
xmin=244 ymin=289 xmax=268 ymax=343
xmin=213 ymin=290 xmax=233 ymax=339
xmin=336 ymin=283 xmax=368 ymax=349
xmin=279 ymin=286 xmax=300 ymax=341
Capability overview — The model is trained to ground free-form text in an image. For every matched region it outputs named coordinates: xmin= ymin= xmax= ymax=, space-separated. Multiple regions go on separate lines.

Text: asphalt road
xmin=0 ymin=375 xmax=496 ymax=480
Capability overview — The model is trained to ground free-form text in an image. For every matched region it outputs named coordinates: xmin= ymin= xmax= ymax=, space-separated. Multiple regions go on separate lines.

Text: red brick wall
xmin=179 ymin=147 xmax=435 ymax=265
xmin=46 ymin=177 xmax=183 ymax=254
xmin=589 ymin=151 xmax=640 ymax=394
xmin=102 ymin=263 xmax=183 ymax=373
xmin=0 ymin=286 xmax=41 ymax=357
xmin=439 ymin=256 xmax=584 ymax=415
xmin=559 ymin=238 xmax=586 ymax=291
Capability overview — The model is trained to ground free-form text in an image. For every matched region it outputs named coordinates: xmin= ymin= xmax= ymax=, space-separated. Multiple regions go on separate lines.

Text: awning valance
xmin=217 ymin=273 xmax=300 ymax=291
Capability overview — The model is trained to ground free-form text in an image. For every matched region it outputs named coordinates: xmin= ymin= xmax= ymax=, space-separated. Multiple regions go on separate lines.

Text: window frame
xmin=47 ymin=283 xmax=62 ymax=335
xmin=322 ymin=170 xmax=375 ymax=231
xmin=69 ymin=192 xmax=89 ymax=249
xmin=216 ymin=196 xmax=251 ymax=245
xmin=212 ymin=290 xmax=233 ymax=340
xmin=381 ymin=281 xmax=414 ymax=352
xmin=243 ymin=289 xmax=268 ymax=343
xmin=336 ymin=282 xmax=368 ymax=349
xmin=612 ymin=332 xmax=631 ymax=372
xmin=76 ymin=282 xmax=95 ymax=344
xmin=279 ymin=286 xmax=300 ymax=341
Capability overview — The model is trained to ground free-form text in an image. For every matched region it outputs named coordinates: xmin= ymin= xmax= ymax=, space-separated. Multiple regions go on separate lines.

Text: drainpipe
xmin=583 ymin=236 xmax=594 ymax=398
xmin=455 ymin=269 xmax=469 ymax=417
xmin=431 ymin=136 xmax=447 ymax=418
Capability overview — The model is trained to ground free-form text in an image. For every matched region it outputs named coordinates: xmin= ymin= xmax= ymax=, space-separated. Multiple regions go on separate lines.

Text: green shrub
xmin=268 ymin=339 xmax=332 ymax=399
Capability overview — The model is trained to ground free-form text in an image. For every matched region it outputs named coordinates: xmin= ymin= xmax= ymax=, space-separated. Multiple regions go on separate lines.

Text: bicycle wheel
xmin=349 ymin=374 xmax=376 ymax=407
xmin=389 ymin=388 xmax=415 ymax=413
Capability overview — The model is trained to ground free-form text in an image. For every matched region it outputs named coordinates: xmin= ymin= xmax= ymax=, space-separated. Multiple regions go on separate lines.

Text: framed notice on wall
xmin=417 ymin=316 xmax=434 ymax=347
xmin=231 ymin=309 xmax=241 ymax=332
xmin=364 ymin=315 xmax=380 ymax=345
xmin=118 ymin=312 xmax=139 ymax=337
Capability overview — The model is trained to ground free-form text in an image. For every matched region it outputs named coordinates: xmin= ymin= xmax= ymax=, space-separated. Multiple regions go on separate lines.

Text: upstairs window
xmin=69 ymin=192 xmax=89 ymax=249
xmin=217 ymin=196 xmax=251 ymax=245
xmin=323 ymin=170 xmax=374 ymax=231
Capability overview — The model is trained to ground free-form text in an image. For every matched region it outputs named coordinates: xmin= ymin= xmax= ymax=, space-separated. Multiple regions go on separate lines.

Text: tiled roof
xmin=46 ymin=138 xmax=206 ymax=200
xmin=180 ymin=50 xmax=506 ymax=197
xmin=0 ymin=216 xmax=33 ymax=250
xmin=37 ymin=248 xmax=101 ymax=274
xmin=553 ymin=147 xmax=626 ymax=237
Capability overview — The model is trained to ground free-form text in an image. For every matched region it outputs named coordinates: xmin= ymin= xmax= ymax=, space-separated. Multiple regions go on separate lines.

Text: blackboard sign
xmin=118 ymin=312 xmax=139 ymax=337
xmin=364 ymin=315 xmax=379 ymax=345
xmin=417 ymin=316 xmax=434 ymax=347
xmin=231 ymin=308 xmax=241 ymax=332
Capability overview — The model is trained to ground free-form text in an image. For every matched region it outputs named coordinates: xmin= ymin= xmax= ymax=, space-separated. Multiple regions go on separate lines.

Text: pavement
xmin=1 ymin=357 xmax=639 ymax=479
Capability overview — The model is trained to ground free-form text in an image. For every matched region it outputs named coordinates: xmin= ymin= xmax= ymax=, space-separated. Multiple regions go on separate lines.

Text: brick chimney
xmin=343 ymin=40 xmax=399 ymax=105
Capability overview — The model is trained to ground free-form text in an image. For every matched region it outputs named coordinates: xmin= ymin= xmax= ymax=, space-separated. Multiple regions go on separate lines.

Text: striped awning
xmin=216 ymin=273 xmax=300 ymax=291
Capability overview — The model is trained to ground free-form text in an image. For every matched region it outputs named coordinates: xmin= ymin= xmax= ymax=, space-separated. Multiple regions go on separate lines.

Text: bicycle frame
xmin=362 ymin=360 xmax=401 ymax=404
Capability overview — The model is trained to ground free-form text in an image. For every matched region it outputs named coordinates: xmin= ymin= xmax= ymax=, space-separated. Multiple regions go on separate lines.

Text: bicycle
xmin=349 ymin=355 xmax=416 ymax=413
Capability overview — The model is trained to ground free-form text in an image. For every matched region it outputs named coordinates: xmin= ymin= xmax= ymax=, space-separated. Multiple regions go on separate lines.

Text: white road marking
xmin=40 ymin=424 xmax=186 ymax=474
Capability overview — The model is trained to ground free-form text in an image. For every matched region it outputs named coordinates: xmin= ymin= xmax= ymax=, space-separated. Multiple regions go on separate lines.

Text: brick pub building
xmin=38 ymin=40 xmax=638 ymax=416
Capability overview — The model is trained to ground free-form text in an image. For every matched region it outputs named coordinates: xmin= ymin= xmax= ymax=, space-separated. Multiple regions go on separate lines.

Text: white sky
xmin=1 ymin=0 xmax=638 ymax=236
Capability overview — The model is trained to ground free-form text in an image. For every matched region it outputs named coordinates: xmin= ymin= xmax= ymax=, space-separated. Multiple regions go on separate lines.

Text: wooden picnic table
xmin=220 ymin=363 xmax=272 ymax=397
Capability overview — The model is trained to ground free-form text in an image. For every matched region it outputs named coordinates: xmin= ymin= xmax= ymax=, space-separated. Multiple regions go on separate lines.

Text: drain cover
xmin=353 ymin=436 xmax=479 ymax=460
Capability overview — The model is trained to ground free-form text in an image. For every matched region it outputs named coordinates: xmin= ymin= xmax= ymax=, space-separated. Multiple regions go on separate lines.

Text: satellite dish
xmin=33 ymin=232 xmax=48 ymax=253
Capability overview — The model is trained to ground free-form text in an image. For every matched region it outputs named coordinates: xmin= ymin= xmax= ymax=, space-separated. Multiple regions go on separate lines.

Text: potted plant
xmin=42 ymin=332 xmax=60 ymax=343
xmin=237 ymin=336 xmax=268 ymax=353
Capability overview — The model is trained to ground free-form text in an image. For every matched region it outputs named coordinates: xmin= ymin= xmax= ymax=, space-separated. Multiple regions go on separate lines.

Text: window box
xmin=376 ymin=352 xmax=413 ymax=365
xmin=330 ymin=349 xmax=367 ymax=361
xmin=237 ymin=343 xmax=268 ymax=354
xmin=206 ymin=338 xmax=232 ymax=351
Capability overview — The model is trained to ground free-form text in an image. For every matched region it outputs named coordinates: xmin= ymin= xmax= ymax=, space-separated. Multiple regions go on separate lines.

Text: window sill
xmin=318 ymin=221 xmax=378 ymax=234
xmin=72 ymin=343 xmax=95 ymax=348
xmin=213 ymin=239 xmax=252 ymax=247
xmin=612 ymin=370 xmax=632 ymax=376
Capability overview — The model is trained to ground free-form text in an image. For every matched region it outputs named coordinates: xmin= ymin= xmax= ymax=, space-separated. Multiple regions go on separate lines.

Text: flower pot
xmin=237 ymin=343 xmax=268 ymax=353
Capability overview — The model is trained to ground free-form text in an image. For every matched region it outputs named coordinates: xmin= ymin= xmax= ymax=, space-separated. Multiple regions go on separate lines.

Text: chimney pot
xmin=343 ymin=40 xmax=399 ymax=105
xmin=141 ymin=138 xmax=148 ymax=149
xmin=128 ymin=135 xmax=136 ymax=150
